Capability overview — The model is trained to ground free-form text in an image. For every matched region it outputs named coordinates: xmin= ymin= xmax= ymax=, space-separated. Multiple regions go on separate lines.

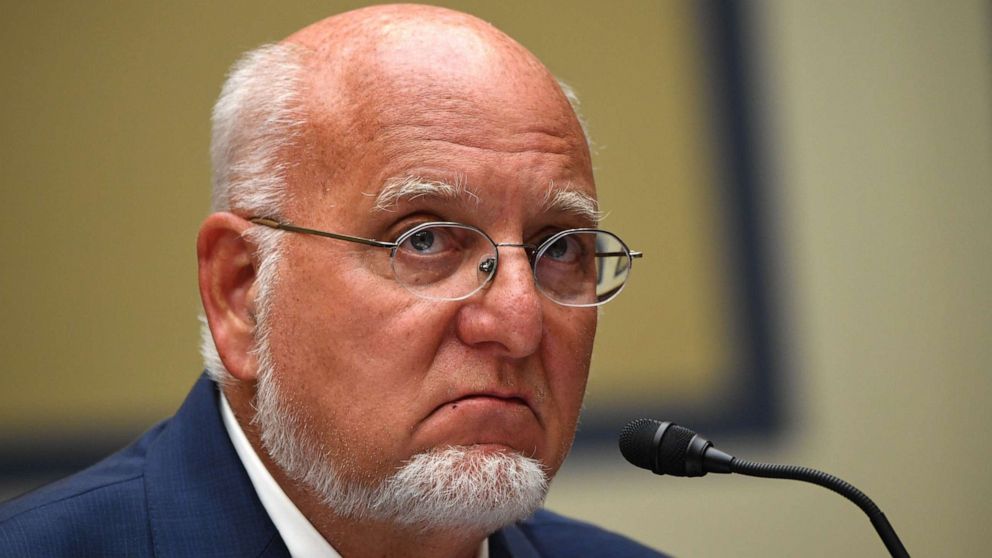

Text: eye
xmin=541 ymin=233 xmax=583 ymax=263
xmin=410 ymin=229 xmax=436 ymax=251
xmin=398 ymin=225 xmax=455 ymax=255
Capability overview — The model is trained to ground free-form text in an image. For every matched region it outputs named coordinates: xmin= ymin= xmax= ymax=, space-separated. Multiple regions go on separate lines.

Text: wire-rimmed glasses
xmin=249 ymin=217 xmax=642 ymax=307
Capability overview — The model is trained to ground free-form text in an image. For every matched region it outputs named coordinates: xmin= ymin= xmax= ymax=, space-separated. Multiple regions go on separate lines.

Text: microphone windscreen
xmin=618 ymin=418 xmax=664 ymax=470
xmin=619 ymin=418 xmax=700 ymax=475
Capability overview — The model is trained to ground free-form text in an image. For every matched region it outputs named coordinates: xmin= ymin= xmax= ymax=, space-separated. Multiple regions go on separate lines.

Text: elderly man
xmin=1 ymin=5 xmax=662 ymax=557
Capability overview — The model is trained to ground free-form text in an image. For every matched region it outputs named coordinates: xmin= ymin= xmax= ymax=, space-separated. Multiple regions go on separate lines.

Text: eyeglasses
xmin=249 ymin=217 xmax=642 ymax=307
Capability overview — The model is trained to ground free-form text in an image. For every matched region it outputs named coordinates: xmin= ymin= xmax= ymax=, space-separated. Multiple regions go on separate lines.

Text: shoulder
xmin=0 ymin=421 xmax=167 ymax=556
xmin=515 ymin=509 xmax=670 ymax=558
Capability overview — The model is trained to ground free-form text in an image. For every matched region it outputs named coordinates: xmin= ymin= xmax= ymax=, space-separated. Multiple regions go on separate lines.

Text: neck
xmin=224 ymin=384 xmax=489 ymax=558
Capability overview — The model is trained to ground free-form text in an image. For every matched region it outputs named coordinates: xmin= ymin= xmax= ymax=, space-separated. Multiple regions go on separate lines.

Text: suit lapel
xmin=489 ymin=523 xmax=543 ymax=558
xmin=144 ymin=375 xmax=289 ymax=557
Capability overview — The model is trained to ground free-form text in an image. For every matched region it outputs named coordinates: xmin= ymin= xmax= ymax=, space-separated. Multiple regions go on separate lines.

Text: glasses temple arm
xmin=596 ymin=251 xmax=643 ymax=258
xmin=249 ymin=217 xmax=395 ymax=249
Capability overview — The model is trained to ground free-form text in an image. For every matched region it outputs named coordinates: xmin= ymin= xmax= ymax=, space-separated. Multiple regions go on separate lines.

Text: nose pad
xmin=477 ymin=256 xmax=497 ymax=285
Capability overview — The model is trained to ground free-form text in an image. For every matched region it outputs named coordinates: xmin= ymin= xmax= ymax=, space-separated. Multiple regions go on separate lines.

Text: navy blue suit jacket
xmin=0 ymin=375 xmax=668 ymax=557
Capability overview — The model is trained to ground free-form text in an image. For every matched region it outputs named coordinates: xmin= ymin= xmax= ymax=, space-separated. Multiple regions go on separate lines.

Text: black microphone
xmin=619 ymin=418 xmax=910 ymax=558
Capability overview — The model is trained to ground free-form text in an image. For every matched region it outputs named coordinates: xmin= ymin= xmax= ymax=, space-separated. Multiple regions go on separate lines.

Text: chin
xmin=378 ymin=446 xmax=550 ymax=533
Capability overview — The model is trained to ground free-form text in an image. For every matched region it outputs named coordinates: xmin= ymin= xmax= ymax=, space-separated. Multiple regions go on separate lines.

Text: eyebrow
xmin=370 ymin=176 xmax=478 ymax=212
xmin=370 ymin=176 xmax=602 ymax=225
xmin=541 ymin=184 xmax=603 ymax=225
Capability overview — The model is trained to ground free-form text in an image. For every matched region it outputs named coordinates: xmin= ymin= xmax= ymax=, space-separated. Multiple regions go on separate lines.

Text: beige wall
xmin=0 ymin=0 xmax=728 ymax=432
xmin=1 ymin=1 xmax=989 ymax=556
xmin=549 ymin=1 xmax=992 ymax=556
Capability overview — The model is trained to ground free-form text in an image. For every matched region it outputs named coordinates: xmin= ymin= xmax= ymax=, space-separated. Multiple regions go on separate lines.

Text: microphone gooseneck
xmin=618 ymin=418 xmax=909 ymax=558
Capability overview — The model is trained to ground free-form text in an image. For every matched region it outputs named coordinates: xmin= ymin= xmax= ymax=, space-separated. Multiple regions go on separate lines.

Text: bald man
xmin=0 ymin=5 xmax=663 ymax=557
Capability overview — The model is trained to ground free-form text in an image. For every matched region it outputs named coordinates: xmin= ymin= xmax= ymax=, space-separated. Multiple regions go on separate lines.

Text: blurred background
xmin=1 ymin=1 xmax=989 ymax=556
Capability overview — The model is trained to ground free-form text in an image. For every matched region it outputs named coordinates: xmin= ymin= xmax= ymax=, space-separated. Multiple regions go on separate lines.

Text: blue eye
xmin=409 ymin=230 xmax=435 ymax=252
xmin=543 ymin=234 xmax=581 ymax=263
xmin=399 ymin=225 xmax=455 ymax=255
xmin=546 ymin=237 xmax=567 ymax=259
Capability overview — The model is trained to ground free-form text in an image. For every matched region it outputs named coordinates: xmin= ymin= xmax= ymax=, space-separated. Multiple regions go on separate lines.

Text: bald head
xmin=286 ymin=4 xmax=553 ymax=90
xmin=272 ymin=5 xmax=591 ymax=212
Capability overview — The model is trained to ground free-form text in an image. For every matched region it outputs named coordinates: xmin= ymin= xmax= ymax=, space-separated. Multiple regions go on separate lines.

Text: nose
xmin=455 ymin=245 xmax=544 ymax=359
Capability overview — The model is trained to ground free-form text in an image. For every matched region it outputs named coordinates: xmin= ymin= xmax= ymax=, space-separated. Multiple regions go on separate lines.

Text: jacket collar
xmin=490 ymin=523 xmax=543 ymax=558
xmin=144 ymin=374 xmax=289 ymax=557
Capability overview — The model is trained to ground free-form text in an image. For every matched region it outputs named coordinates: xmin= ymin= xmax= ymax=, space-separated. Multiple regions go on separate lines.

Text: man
xmin=1 ymin=5 xmax=662 ymax=557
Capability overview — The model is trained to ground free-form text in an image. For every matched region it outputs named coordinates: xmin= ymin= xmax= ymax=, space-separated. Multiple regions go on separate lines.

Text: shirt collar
xmin=220 ymin=392 xmax=342 ymax=558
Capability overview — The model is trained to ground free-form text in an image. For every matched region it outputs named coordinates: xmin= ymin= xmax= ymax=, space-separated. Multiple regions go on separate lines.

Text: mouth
xmin=434 ymin=392 xmax=533 ymax=416
xmin=418 ymin=390 xmax=543 ymax=456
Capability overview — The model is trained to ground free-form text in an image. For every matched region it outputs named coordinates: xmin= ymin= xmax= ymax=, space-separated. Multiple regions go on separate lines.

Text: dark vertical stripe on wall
xmin=700 ymin=0 xmax=783 ymax=436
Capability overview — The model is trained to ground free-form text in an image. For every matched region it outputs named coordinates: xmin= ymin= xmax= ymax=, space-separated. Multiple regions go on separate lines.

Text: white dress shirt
xmin=219 ymin=393 xmax=489 ymax=558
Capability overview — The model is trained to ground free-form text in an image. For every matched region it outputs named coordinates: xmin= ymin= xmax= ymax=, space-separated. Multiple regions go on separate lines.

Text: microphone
xmin=619 ymin=418 xmax=910 ymax=558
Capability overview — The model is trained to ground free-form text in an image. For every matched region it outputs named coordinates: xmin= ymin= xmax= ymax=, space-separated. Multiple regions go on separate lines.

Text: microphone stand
xmin=619 ymin=419 xmax=911 ymax=557
xmin=729 ymin=459 xmax=909 ymax=558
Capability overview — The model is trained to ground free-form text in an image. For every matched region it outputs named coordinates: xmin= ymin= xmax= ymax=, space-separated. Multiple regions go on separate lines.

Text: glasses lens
xmin=534 ymin=230 xmax=632 ymax=306
xmin=391 ymin=223 xmax=496 ymax=300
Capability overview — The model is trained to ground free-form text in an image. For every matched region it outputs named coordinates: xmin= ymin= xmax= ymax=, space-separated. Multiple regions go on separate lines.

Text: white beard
xmin=251 ymin=350 xmax=549 ymax=533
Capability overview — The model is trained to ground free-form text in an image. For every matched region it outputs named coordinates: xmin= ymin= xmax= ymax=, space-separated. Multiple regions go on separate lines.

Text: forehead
xmin=287 ymin=22 xmax=594 ymax=222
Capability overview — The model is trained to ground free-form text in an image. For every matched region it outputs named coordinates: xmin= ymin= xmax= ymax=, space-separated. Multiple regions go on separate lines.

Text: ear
xmin=197 ymin=212 xmax=262 ymax=382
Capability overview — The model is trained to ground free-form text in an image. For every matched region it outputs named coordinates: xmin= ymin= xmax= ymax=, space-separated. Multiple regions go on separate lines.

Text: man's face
xmin=259 ymin=32 xmax=596 ymax=494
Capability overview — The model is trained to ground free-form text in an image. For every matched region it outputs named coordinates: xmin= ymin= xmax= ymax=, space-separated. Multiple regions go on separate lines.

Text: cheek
xmin=263 ymin=266 xmax=461 ymax=469
xmin=271 ymin=248 xmax=441 ymax=373
xmin=269 ymin=285 xmax=450 ymax=403
xmin=547 ymin=306 xmax=596 ymax=377
xmin=542 ymin=308 xmax=596 ymax=433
